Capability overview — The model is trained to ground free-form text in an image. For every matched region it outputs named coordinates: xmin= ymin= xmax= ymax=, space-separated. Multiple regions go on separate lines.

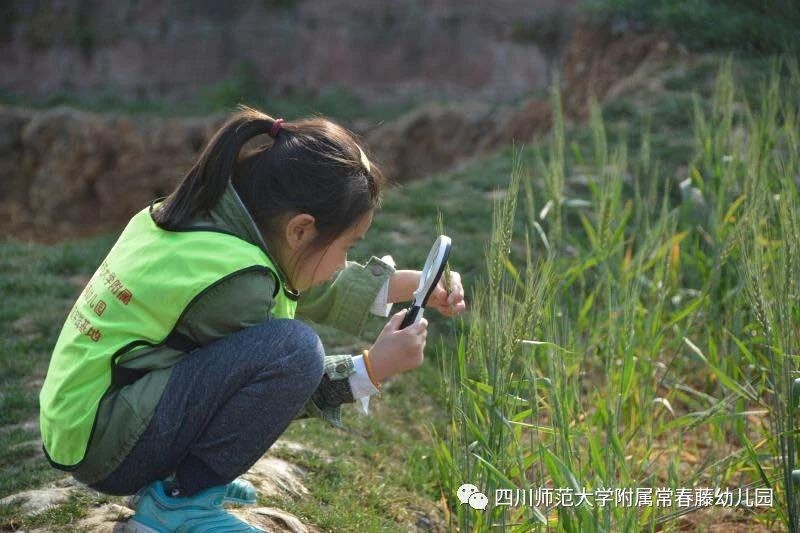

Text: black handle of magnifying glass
xmin=399 ymin=305 xmax=422 ymax=329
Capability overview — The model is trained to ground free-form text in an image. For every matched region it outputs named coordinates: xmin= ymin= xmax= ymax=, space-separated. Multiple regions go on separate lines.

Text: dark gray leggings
xmin=88 ymin=318 xmax=324 ymax=496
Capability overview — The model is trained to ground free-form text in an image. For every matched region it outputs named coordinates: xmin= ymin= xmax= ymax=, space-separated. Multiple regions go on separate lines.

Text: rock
xmin=1 ymin=438 xmax=362 ymax=532
xmin=269 ymin=440 xmax=318 ymax=457
xmin=73 ymin=503 xmax=133 ymax=532
xmin=244 ymin=457 xmax=310 ymax=499
xmin=0 ymin=487 xmax=74 ymax=516
xmin=414 ymin=512 xmax=441 ymax=531
xmin=232 ymin=506 xmax=316 ymax=533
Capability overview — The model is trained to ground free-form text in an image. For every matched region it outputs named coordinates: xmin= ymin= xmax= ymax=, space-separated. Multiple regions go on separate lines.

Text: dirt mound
xmin=0 ymin=21 xmax=672 ymax=242
xmin=0 ymin=440 xmax=321 ymax=532
xmin=368 ymin=20 xmax=672 ymax=181
xmin=561 ymin=19 xmax=672 ymax=119
xmin=0 ymin=107 xmax=224 ymax=242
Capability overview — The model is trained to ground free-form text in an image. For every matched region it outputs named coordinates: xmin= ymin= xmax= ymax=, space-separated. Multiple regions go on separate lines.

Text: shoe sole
xmin=125 ymin=494 xmax=255 ymax=510
xmin=124 ymin=517 xmax=266 ymax=533
xmin=123 ymin=519 xmax=163 ymax=533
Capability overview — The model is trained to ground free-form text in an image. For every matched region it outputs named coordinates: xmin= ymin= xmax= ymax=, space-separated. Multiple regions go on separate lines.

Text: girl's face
xmin=281 ymin=211 xmax=373 ymax=292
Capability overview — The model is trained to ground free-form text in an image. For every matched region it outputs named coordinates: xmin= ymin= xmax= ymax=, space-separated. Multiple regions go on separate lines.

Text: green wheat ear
xmin=436 ymin=209 xmax=453 ymax=297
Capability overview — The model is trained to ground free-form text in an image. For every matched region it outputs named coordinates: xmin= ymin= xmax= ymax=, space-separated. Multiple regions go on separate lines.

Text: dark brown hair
xmin=152 ymin=105 xmax=385 ymax=285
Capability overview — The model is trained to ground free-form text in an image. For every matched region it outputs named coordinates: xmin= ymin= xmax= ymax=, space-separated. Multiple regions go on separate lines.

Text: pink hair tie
xmin=269 ymin=118 xmax=284 ymax=138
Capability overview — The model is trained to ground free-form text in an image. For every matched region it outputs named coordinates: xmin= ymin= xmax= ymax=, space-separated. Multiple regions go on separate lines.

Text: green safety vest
xmin=40 ymin=202 xmax=297 ymax=469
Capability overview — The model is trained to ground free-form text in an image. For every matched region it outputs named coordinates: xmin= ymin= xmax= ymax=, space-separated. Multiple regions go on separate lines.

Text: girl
xmin=39 ymin=106 xmax=465 ymax=532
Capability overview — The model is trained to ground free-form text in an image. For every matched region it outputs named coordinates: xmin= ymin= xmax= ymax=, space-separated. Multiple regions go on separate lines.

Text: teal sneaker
xmin=127 ymin=477 xmax=257 ymax=509
xmin=223 ymin=477 xmax=258 ymax=506
xmin=126 ymin=480 xmax=265 ymax=532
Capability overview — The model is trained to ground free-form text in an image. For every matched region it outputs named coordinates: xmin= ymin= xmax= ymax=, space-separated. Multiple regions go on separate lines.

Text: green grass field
xmin=1 ymin=54 xmax=797 ymax=531
xmin=432 ymin=58 xmax=800 ymax=531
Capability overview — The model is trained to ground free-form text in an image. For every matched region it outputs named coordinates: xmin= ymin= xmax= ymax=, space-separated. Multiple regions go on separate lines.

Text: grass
xmin=0 ymin=51 xmax=793 ymax=530
xmin=0 ymin=235 xmax=116 ymax=500
xmin=0 ymin=230 xmax=447 ymax=530
xmin=581 ymin=0 xmax=800 ymax=53
xmin=429 ymin=58 xmax=799 ymax=531
xmin=0 ymin=69 xmax=424 ymax=126
xmin=0 ymin=489 xmax=122 ymax=532
xmin=263 ymin=367 xmax=447 ymax=531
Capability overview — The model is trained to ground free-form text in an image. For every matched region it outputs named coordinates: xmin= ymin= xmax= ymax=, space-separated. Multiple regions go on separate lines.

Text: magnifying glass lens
xmin=399 ymin=235 xmax=451 ymax=329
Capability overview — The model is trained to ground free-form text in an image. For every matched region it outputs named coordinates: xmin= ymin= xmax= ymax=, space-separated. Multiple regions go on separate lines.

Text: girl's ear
xmin=284 ymin=213 xmax=317 ymax=251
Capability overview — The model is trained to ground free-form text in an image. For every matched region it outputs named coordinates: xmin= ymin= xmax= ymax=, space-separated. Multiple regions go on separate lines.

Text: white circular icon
xmin=468 ymin=492 xmax=489 ymax=510
xmin=457 ymin=483 xmax=488 ymax=510
xmin=457 ymin=483 xmax=480 ymax=504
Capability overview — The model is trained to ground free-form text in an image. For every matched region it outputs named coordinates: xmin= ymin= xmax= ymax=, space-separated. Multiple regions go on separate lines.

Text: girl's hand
xmin=428 ymin=270 xmax=466 ymax=317
xmin=369 ymin=309 xmax=428 ymax=382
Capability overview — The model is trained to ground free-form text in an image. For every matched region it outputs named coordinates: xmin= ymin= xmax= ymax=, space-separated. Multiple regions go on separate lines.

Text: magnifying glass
xmin=399 ymin=235 xmax=452 ymax=329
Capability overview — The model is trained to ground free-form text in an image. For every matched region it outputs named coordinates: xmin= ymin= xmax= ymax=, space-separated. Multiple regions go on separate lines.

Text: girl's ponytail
xmin=152 ymin=103 xmax=385 ymax=287
xmin=152 ymin=106 xmax=279 ymax=229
